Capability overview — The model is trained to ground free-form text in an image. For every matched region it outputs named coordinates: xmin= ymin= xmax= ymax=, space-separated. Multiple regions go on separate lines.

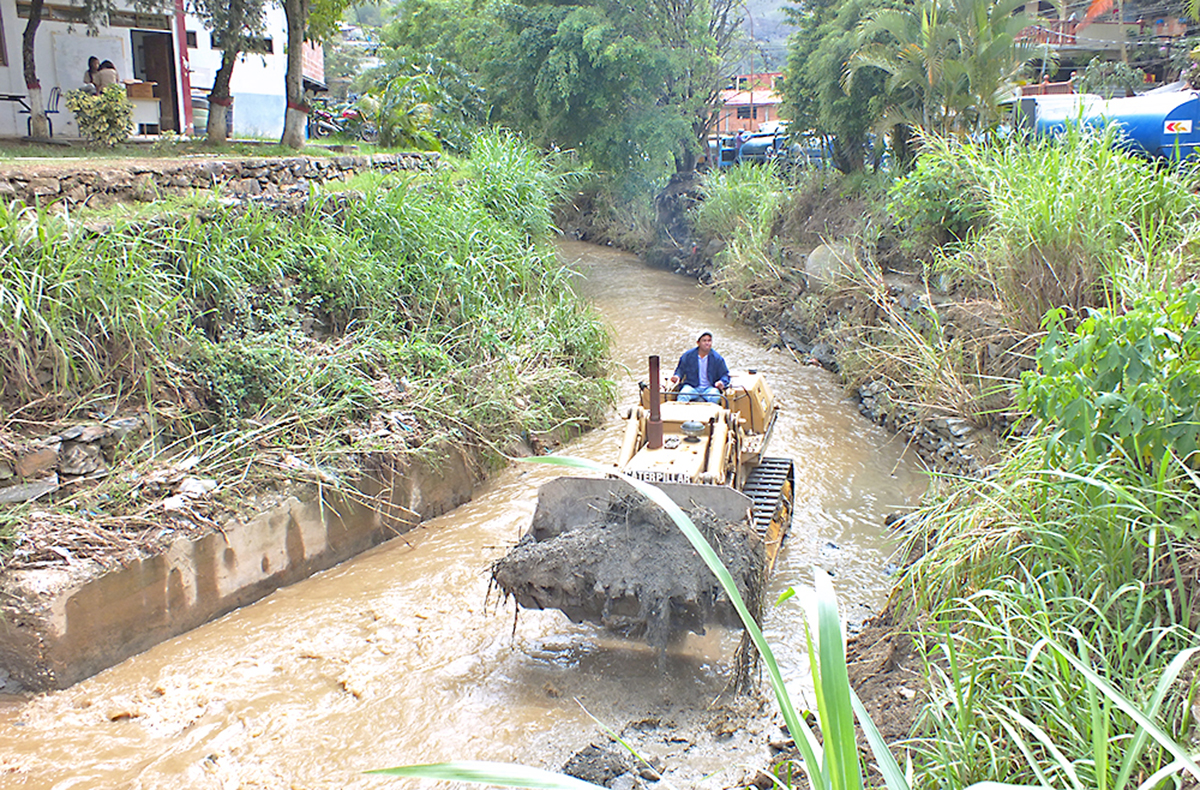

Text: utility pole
xmin=747 ymin=5 xmax=755 ymax=131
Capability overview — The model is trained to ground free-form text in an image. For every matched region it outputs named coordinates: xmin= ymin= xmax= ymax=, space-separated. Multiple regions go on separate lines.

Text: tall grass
xmin=893 ymin=127 xmax=1200 ymax=333
xmin=691 ymin=164 xmax=789 ymax=309
xmin=0 ymin=131 xmax=610 ymax=502
xmin=910 ymin=570 xmax=1198 ymax=789
xmin=829 ymin=253 xmax=1020 ymax=423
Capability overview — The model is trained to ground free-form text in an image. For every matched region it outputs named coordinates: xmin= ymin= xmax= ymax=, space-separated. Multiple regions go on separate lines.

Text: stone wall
xmin=0 ymin=152 xmax=439 ymax=209
xmin=0 ymin=418 xmax=144 ymax=506
xmin=854 ymin=381 xmax=994 ymax=475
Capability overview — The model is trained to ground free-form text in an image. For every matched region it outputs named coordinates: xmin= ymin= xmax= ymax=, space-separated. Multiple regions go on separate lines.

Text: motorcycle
xmin=338 ymin=107 xmax=379 ymax=143
xmin=307 ymin=102 xmax=378 ymax=142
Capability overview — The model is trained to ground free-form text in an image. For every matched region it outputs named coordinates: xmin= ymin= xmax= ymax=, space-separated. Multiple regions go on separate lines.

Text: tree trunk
xmin=208 ymin=101 xmax=229 ymax=141
xmin=280 ymin=0 xmax=308 ymax=149
xmin=676 ymin=146 xmax=696 ymax=173
xmin=891 ymin=123 xmax=915 ymax=172
xmin=21 ymin=0 xmax=50 ymax=139
xmin=207 ymin=48 xmax=237 ymax=142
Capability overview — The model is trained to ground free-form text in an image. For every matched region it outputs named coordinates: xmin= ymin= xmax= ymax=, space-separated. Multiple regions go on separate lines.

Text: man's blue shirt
xmin=673 ymin=348 xmax=730 ymax=389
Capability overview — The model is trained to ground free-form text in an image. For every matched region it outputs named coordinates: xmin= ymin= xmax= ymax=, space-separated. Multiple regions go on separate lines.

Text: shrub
xmin=64 ymin=84 xmax=132 ymax=146
xmin=1020 ymin=283 xmax=1200 ymax=472
xmin=1075 ymin=56 xmax=1145 ymax=97
xmin=887 ymin=134 xmax=987 ymax=254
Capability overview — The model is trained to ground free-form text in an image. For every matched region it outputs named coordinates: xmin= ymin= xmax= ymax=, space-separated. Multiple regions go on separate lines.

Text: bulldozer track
xmin=743 ymin=457 xmax=795 ymax=571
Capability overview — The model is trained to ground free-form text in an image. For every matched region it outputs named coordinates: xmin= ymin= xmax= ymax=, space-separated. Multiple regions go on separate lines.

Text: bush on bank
xmin=0 ymin=130 xmax=611 ymax=525
xmin=888 ymin=137 xmax=1200 ymax=788
xmin=685 ymin=133 xmax=1200 ymax=788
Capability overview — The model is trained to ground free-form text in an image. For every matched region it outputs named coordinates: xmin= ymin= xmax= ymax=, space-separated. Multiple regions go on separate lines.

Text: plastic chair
xmin=22 ymin=87 xmax=61 ymax=137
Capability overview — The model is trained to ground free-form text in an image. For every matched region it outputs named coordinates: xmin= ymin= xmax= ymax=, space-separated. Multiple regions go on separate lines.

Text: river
xmin=0 ymin=241 xmax=925 ymax=789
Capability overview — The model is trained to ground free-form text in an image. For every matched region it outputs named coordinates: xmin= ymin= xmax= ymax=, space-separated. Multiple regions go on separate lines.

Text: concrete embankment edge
xmin=0 ymin=448 xmax=481 ymax=692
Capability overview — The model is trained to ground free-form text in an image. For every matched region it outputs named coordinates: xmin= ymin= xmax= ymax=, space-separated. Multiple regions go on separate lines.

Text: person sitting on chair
xmin=83 ymin=56 xmax=101 ymax=93
xmin=670 ymin=331 xmax=730 ymax=404
xmin=94 ymin=60 xmax=120 ymax=91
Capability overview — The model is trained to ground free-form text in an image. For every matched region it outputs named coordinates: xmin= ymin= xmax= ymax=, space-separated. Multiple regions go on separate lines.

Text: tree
xmin=189 ymin=0 xmax=270 ymax=141
xmin=848 ymin=0 xmax=1037 ymax=137
xmin=20 ymin=0 xmax=166 ymax=139
xmin=21 ymin=0 xmax=50 ymax=139
xmin=848 ymin=0 xmax=961 ymax=135
xmin=381 ymin=0 xmax=742 ymax=184
xmin=488 ymin=0 xmax=743 ymax=182
xmin=280 ymin=0 xmax=355 ymax=149
xmin=783 ymin=0 xmax=892 ymax=172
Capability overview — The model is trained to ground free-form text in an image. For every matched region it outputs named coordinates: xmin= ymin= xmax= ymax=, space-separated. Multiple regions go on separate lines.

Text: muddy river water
xmin=0 ymin=241 xmax=925 ymax=789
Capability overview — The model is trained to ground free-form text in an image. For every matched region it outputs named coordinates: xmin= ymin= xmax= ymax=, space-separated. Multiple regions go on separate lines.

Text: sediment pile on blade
xmin=491 ymin=477 xmax=765 ymax=650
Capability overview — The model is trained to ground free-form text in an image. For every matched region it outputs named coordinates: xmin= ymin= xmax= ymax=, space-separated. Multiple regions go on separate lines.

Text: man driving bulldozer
xmin=670 ymin=331 xmax=730 ymax=403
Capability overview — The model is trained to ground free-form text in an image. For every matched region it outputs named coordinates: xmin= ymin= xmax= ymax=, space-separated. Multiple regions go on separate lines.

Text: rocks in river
xmin=15 ymin=445 xmax=58 ymax=479
xmin=59 ymin=443 xmax=105 ymax=476
xmin=563 ymin=744 xmax=637 ymax=787
xmin=807 ymin=342 xmax=837 ymax=372
xmin=0 ymin=666 xmax=22 ymax=694
xmin=776 ymin=328 xmax=809 ymax=356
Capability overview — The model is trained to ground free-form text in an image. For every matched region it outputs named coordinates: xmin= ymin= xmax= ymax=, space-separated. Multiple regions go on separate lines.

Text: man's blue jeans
xmin=678 ymin=384 xmax=722 ymax=404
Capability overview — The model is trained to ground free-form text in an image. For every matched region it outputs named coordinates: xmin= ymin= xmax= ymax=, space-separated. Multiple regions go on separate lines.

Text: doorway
xmin=131 ymin=30 xmax=179 ymax=133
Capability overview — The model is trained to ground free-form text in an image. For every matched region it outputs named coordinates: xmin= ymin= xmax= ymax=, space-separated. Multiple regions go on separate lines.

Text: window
xmin=736 ymin=107 xmax=758 ymax=119
xmin=210 ymin=33 xmax=274 ymax=54
xmin=0 ymin=7 xmax=7 ymax=67
xmin=186 ymin=30 xmax=197 ymax=48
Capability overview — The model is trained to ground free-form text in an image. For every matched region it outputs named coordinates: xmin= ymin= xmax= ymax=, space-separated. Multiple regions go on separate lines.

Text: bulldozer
xmin=491 ymin=355 xmax=795 ymax=648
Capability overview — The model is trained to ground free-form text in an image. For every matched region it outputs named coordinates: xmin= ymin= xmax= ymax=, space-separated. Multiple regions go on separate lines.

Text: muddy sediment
xmin=491 ymin=477 xmax=764 ymax=650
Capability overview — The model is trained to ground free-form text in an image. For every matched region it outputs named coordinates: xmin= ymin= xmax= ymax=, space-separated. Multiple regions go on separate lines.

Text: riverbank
xmin=0 ymin=133 xmax=611 ymax=691
xmin=1 ymin=236 xmax=924 ymax=787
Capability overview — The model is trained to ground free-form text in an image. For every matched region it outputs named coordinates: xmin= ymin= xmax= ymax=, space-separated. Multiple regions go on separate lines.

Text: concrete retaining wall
xmin=0 ymin=447 xmax=480 ymax=692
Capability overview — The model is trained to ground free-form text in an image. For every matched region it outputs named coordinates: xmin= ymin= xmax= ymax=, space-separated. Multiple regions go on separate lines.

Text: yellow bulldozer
xmin=492 ymin=355 xmax=795 ymax=647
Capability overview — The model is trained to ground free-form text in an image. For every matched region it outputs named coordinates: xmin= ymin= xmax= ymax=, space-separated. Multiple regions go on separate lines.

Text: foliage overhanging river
xmin=0 ymin=241 xmax=925 ymax=789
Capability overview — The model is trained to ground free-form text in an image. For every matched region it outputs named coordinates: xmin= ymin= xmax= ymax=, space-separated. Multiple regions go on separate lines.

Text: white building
xmin=0 ymin=0 xmax=323 ymax=139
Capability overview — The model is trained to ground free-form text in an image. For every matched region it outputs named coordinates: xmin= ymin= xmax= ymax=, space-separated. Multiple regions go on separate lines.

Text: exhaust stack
xmin=647 ymin=355 xmax=663 ymax=449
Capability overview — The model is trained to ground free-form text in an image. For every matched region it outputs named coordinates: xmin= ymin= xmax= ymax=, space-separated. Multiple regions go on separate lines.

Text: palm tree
xmin=947 ymin=0 xmax=1040 ymax=130
xmin=849 ymin=0 xmax=962 ymax=135
xmin=848 ymin=0 xmax=1038 ymax=137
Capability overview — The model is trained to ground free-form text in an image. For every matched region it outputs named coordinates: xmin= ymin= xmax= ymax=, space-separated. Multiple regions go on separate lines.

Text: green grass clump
xmin=690 ymin=164 xmax=790 ymax=311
